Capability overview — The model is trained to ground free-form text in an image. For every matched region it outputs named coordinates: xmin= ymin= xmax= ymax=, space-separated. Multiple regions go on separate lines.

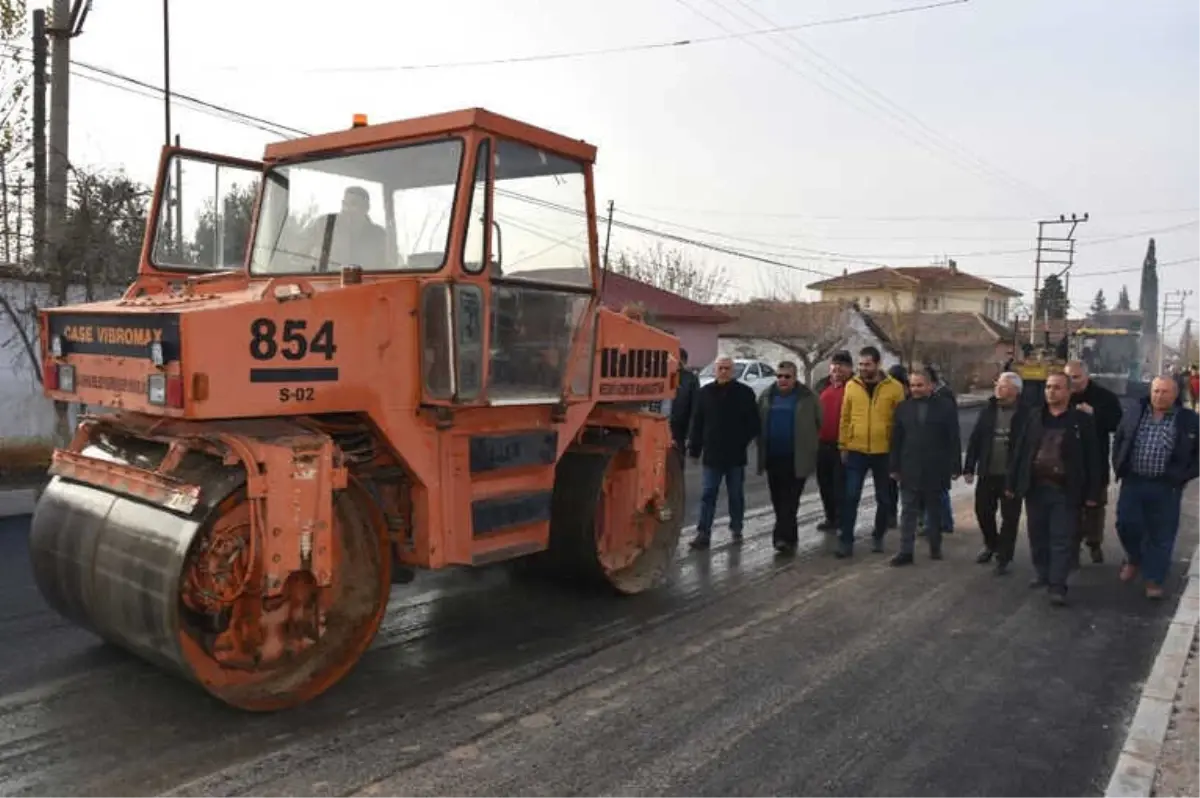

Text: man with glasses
xmin=756 ymin=361 xmax=822 ymax=554
xmin=687 ymin=356 xmax=761 ymax=549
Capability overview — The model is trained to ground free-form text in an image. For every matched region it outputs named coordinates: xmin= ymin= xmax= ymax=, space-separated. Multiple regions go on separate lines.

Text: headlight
xmin=57 ymin=364 xmax=75 ymax=392
xmin=147 ymin=373 xmax=167 ymax=405
xmin=149 ymin=340 xmax=164 ymax=367
xmin=50 ymin=335 xmax=63 ymax=357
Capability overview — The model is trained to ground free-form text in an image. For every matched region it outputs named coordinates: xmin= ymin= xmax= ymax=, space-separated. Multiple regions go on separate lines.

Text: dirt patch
xmin=1154 ymin=630 xmax=1200 ymax=797
xmin=0 ymin=441 xmax=52 ymax=489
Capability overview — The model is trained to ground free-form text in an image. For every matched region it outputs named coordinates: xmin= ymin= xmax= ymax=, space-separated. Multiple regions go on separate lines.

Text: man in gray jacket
xmin=756 ymin=360 xmax=822 ymax=555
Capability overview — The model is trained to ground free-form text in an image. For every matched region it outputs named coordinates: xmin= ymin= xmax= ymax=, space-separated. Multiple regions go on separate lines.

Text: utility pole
xmin=1158 ymin=289 xmax=1193 ymax=372
xmin=163 ymin=0 xmax=172 ymax=146
xmin=31 ymin=8 xmax=46 ymax=274
xmin=600 ymin=199 xmax=614 ymax=292
xmin=1030 ymin=213 xmax=1089 ymax=346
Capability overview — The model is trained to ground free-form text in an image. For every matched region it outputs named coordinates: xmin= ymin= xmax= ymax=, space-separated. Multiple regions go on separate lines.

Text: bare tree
xmin=611 ymin=242 xmax=730 ymax=304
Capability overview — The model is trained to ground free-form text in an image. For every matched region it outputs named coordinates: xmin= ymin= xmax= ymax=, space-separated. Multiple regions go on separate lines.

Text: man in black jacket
xmin=963 ymin=371 xmax=1029 ymax=574
xmin=887 ymin=370 xmax=962 ymax=566
xmin=1007 ymin=372 xmax=1103 ymax=606
xmin=1064 ymin=359 xmax=1123 ymax=565
xmin=669 ymin=348 xmax=700 ymax=465
xmin=1111 ymin=377 xmax=1200 ymax=599
xmin=687 ymin=356 xmax=760 ymax=550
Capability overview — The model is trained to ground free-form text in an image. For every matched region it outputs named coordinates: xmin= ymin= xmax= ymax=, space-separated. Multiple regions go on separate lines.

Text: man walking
xmin=888 ymin=370 xmax=962 ymax=566
xmin=1007 ymin=373 xmax=1103 ymax=606
xmin=687 ymin=356 xmax=760 ymax=550
xmin=756 ymin=361 xmax=822 ymax=555
xmin=816 ymin=351 xmax=853 ymax=532
xmin=1064 ymin=359 xmax=1123 ymax=565
xmin=1111 ymin=377 xmax=1200 ymax=599
xmin=669 ymin=348 xmax=700 ymax=466
xmin=837 ymin=346 xmax=906 ymax=557
xmin=963 ymin=371 xmax=1029 ymax=574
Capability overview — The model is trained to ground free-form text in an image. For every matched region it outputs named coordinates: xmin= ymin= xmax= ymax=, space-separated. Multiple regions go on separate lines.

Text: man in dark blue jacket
xmin=1111 ymin=376 xmax=1200 ymax=600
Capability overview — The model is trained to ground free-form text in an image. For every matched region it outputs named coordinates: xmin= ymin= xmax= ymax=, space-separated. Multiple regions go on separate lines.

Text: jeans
xmin=696 ymin=464 xmax=746 ymax=540
xmin=1026 ymin=483 xmax=1077 ymax=593
xmin=1116 ymin=476 xmax=1183 ymax=585
xmin=766 ymin=456 xmax=806 ymax=546
xmin=816 ymin=441 xmax=843 ymax=524
xmin=900 ymin=486 xmax=941 ymax=555
xmin=974 ymin=474 xmax=1022 ymax=562
xmin=840 ymin=452 xmax=892 ymax=547
xmin=939 ymin=489 xmax=954 ymax=532
xmin=1077 ymin=494 xmax=1106 ymax=549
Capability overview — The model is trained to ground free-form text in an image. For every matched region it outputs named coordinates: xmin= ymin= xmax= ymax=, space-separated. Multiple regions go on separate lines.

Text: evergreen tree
xmin=1090 ymin=289 xmax=1108 ymax=317
xmin=1039 ymin=274 xmax=1068 ymax=320
xmin=1116 ymin=284 xmax=1132 ymax=311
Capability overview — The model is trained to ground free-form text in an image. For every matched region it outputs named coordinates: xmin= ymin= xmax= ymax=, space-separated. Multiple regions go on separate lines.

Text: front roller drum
xmin=30 ymin=470 xmax=390 ymax=711
xmin=533 ymin=443 xmax=685 ymax=594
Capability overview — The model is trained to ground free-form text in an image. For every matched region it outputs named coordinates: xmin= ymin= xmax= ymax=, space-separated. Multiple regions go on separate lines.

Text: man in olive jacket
xmin=756 ymin=361 xmax=822 ymax=555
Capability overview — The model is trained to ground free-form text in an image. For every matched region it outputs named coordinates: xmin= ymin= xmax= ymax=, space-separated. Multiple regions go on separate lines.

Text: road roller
xmin=30 ymin=108 xmax=685 ymax=711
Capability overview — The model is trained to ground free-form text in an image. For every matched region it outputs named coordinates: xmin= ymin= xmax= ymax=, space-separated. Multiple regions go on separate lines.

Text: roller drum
xmin=30 ymin=476 xmax=198 ymax=679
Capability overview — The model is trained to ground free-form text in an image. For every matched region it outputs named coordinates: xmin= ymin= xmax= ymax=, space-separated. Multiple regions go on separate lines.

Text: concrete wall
xmin=655 ymin=319 xmax=718 ymax=371
xmin=0 ymin=278 xmax=97 ymax=443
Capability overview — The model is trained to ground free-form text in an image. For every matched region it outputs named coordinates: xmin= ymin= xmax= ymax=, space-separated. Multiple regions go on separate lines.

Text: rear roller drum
xmin=534 ymin=443 xmax=685 ymax=594
xmin=31 ymin=466 xmax=391 ymax=711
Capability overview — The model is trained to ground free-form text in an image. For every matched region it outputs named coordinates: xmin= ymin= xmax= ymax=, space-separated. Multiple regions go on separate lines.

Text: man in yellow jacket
xmin=837 ymin=345 xmax=907 ymax=557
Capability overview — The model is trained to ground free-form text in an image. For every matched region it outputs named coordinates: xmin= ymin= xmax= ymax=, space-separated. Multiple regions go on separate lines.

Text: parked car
xmin=698 ymin=357 xmax=778 ymax=398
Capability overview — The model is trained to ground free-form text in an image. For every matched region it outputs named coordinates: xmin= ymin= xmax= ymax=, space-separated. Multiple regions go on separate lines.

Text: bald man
xmin=1111 ymin=376 xmax=1200 ymax=600
xmin=1064 ymin=359 xmax=1123 ymax=565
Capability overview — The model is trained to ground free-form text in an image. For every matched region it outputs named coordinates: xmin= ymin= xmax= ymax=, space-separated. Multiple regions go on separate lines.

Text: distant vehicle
xmin=1071 ymin=326 xmax=1143 ymax=397
xmin=698 ymin=357 xmax=778 ymax=397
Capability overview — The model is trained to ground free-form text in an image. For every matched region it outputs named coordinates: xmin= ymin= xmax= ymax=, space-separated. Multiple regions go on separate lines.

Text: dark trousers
xmin=696 ymin=464 xmax=746 ymax=539
xmin=816 ymin=441 xmax=843 ymax=524
xmin=1076 ymin=491 xmax=1106 ymax=549
xmin=975 ymin=474 xmax=1022 ymax=562
xmin=900 ymin=486 xmax=941 ymax=555
xmin=1026 ymin=483 xmax=1077 ymax=593
xmin=840 ymin=451 xmax=892 ymax=547
xmin=766 ymin=456 xmax=806 ymax=546
xmin=1116 ymin=476 xmax=1183 ymax=585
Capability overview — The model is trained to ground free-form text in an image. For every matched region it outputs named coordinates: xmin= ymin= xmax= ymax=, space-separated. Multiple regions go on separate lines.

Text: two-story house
xmin=805 ymin=260 xmax=1021 ymax=325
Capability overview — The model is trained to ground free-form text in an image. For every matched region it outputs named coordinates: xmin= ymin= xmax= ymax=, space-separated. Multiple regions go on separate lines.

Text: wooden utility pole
xmin=47 ymin=0 xmax=72 ymax=303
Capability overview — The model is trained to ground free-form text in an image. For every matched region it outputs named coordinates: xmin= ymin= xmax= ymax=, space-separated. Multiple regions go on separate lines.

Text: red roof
xmin=599 ymin=271 xmax=731 ymax=324
xmin=807 ymin=265 xmax=1021 ymax=298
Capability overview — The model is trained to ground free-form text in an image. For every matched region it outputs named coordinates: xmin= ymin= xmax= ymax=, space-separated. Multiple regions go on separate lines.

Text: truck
xmin=28 ymin=108 xmax=685 ymax=711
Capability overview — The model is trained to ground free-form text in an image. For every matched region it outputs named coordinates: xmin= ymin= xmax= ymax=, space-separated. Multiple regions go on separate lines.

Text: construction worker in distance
xmin=836 ymin=346 xmax=906 ymax=558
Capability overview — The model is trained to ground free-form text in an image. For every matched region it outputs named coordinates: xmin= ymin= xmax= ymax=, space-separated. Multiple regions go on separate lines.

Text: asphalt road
xmin=5 ymin=402 xmax=1196 ymax=797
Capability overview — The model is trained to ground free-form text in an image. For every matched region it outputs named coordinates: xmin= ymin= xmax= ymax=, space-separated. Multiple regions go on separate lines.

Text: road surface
xmin=5 ymin=402 xmax=1196 ymax=797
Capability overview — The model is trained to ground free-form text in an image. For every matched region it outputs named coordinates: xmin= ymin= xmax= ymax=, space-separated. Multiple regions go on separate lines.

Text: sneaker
xmin=1029 ymin=576 xmax=1049 ymax=589
xmin=1049 ymin=591 xmax=1068 ymax=607
xmin=976 ymin=548 xmax=994 ymax=564
xmin=689 ymin=536 xmax=711 ymax=550
xmin=834 ymin=543 xmax=853 ymax=559
xmin=1119 ymin=563 xmax=1139 ymax=583
xmin=890 ymin=552 xmax=914 ymax=567
xmin=1145 ymin=582 xmax=1164 ymax=600
xmin=731 ymin=531 xmax=744 ymax=544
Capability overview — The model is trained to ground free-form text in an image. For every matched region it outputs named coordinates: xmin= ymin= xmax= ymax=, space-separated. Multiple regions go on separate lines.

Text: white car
xmin=698 ymin=358 xmax=778 ymax=398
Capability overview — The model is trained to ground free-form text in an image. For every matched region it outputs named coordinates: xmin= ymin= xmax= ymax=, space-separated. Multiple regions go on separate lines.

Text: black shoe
xmin=689 ymin=536 xmax=711 ymax=550
xmin=1029 ymin=576 xmax=1049 ymax=589
xmin=976 ymin=548 xmax=995 ymax=564
xmin=871 ymin=537 xmax=885 ymax=553
xmin=930 ymin=548 xmax=943 ymax=560
xmin=731 ymin=531 xmax=744 ymax=544
xmin=774 ymin=541 xmax=797 ymax=556
xmin=994 ymin=559 xmax=1010 ymax=576
xmin=890 ymin=552 xmax=914 ymax=567
xmin=1048 ymin=590 xmax=1068 ymax=607
xmin=1089 ymin=545 xmax=1104 ymax=564
xmin=834 ymin=543 xmax=853 ymax=559
xmin=817 ymin=519 xmax=837 ymax=532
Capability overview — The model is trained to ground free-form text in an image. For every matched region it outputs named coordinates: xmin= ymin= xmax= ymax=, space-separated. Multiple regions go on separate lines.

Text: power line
xmin=221 ymin=1 xmax=971 ymax=74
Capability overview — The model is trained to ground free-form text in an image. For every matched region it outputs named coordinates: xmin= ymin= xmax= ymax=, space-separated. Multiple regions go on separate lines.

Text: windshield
xmin=249 ymin=137 xmax=464 ymax=274
xmin=151 ymin=154 xmax=262 ymax=272
xmin=700 ymin=361 xmax=747 ymax=379
xmin=1080 ymin=333 xmax=1139 ymax=375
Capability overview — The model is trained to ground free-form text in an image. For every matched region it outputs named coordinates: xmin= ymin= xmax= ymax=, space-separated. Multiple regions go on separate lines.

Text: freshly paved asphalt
xmin=2 ymin=401 xmax=1196 ymax=797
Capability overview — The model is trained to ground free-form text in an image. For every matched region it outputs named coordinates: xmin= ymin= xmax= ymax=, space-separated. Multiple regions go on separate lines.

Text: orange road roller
xmin=29 ymin=108 xmax=685 ymax=711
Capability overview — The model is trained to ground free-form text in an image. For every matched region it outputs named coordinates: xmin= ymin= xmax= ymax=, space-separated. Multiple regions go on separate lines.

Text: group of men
xmin=671 ymin=347 xmax=1199 ymax=607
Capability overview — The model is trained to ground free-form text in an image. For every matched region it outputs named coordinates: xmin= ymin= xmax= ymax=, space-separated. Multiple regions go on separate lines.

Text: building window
xmin=863 ymin=296 xmax=871 ymax=308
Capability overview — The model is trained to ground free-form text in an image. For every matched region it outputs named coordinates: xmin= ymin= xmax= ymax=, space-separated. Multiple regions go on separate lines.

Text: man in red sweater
xmin=816 ymin=350 xmax=854 ymax=531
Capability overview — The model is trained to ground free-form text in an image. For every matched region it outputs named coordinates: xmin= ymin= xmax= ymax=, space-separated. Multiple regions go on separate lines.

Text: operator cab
xmin=144 ymin=109 xmax=601 ymax=410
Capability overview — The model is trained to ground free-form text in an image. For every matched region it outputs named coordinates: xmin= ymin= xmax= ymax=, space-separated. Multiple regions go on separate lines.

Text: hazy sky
xmin=62 ymin=0 xmax=1200 ymax=331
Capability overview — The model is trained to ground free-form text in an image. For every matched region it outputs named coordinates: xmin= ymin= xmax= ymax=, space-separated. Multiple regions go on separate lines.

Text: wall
xmin=817 ymin=287 xmax=908 ymax=313
xmin=656 ymin=319 xmax=718 ymax=370
xmin=0 ymin=278 xmax=100 ymax=444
